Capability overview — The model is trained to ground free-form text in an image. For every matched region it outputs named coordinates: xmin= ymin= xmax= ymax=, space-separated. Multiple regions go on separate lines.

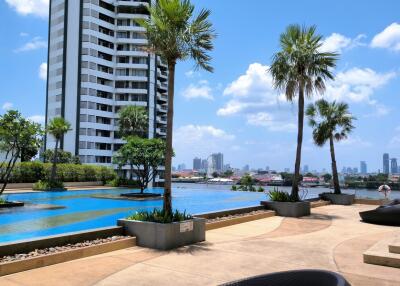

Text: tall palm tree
xmin=46 ymin=117 xmax=72 ymax=182
xmin=138 ymin=0 xmax=216 ymax=216
xmin=270 ymin=25 xmax=337 ymax=201
xmin=118 ymin=105 xmax=148 ymax=138
xmin=306 ymin=99 xmax=355 ymax=194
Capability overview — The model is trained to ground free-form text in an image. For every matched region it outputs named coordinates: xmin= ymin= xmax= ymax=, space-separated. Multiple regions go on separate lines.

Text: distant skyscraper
xmin=193 ymin=157 xmax=201 ymax=171
xmin=353 ymin=167 xmax=358 ymax=174
xmin=177 ymin=164 xmax=186 ymax=171
xmin=391 ymin=158 xmax=398 ymax=174
xmin=360 ymin=161 xmax=367 ymax=174
xmin=265 ymin=166 xmax=270 ymax=172
xmin=243 ymin=164 xmax=250 ymax=172
xmin=303 ymin=165 xmax=309 ymax=173
xmin=383 ymin=153 xmax=390 ymax=174
xmin=201 ymin=159 xmax=208 ymax=171
xmin=211 ymin=153 xmax=224 ymax=171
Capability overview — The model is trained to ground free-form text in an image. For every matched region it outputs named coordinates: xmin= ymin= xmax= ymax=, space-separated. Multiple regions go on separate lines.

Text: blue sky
xmin=1 ymin=0 xmax=400 ymax=172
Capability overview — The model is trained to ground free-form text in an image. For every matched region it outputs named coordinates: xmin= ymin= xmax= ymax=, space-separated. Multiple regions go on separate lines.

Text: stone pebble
xmin=0 ymin=235 xmax=130 ymax=263
xmin=206 ymin=210 xmax=269 ymax=223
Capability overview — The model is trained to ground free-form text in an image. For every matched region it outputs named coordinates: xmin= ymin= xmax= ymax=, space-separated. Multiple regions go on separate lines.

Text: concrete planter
xmin=117 ymin=218 xmax=206 ymax=250
xmin=261 ymin=201 xmax=310 ymax=217
xmin=320 ymin=193 xmax=355 ymax=205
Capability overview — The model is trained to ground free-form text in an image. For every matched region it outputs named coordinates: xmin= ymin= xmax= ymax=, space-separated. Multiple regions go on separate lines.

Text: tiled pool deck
xmin=1 ymin=204 xmax=399 ymax=286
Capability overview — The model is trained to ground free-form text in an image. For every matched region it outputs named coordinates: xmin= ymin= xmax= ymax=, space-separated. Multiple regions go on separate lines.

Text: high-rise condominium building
xmin=360 ymin=161 xmax=367 ymax=174
xmin=383 ymin=153 xmax=390 ymax=174
xmin=211 ymin=153 xmax=224 ymax=171
xmin=391 ymin=158 xmax=398 ymax=174
xmin=193 ymin=157 xmax=201 ymax=171
xmin=45 ymin=0 xmax=168 ymax=174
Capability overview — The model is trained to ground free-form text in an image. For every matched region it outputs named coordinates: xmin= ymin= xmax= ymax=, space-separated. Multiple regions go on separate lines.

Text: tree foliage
xmin=0 ymin=110 xmax=43 ymax=194
xmin=41 ymin=149 xmax=80 ymax=164
xmin=113 ymin=137 xmax=166 ymax=193
xmin=118 ymin=105 xmax=148 ymax=138
xmin=46 ymin=117 xmax=72 ymax=182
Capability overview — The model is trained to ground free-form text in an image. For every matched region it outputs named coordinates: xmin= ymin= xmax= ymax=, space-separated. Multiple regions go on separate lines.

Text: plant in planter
xmin=270 ymin=25 xmax=338 ymax=202
xmin=118 ymin=209 xmax=205 ymax=250
xmin=261 ymin=188 xmax=310 ymax=217
xmin=306 ymin=99 xmax=356 ymax=205
xmin=117 ymin=0 xmax=215 ymax=250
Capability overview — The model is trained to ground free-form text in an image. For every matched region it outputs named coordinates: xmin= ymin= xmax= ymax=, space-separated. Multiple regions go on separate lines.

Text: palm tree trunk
xmin=50 ymin=139 xmax=59 ymax=182
xmin=292 ymin=87 xmax=304 ymax=201
xmin=163 ymin=61 xmax=175 ymax=217
xmin=329 ymin=135 xmax=341 ymax=194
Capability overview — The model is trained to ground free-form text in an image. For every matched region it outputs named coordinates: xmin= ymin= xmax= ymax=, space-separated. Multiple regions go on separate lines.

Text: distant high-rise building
xmin=383 ymin=153 xmax=390 ymax=174
xmin=346 ymin=167 xmax=353 ymax=174
xmin=303 ymin=165 xmax=309 ymax=173
xmin=353 ymin=167 xmax=358 ymax=174
xmin=193 ymin=157 xmax=201 ymax=171
xmin=211 ymin=153 xmax=224 ymax=171
xmin=360 ymin=161 xmax=367 ymax=174
xmin=201 ymin=159 xmax=208 ymax=171
xmin=391 ymin=158 xmax=398 ymax=174
xmin=177 ymin=164 xmax=186 ymax=171
xmin=284 ymin=168 xmax=290 ymax=173
xmin=243 ymin=164 xmax=250 ymax=172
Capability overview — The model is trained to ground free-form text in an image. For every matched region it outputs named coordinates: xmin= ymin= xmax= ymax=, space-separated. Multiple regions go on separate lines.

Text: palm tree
xmin=118 ymin=105 xmax=148 ymax=138
xmin=46 ymin=117 xmax=72 ymax=182
xmin=270 ymin=25 xmax=338 ymax=201
xmin=306 ymin=99 xmax=355 ymax=194
xmin=138 ymin=0 xmax=216 ymax=216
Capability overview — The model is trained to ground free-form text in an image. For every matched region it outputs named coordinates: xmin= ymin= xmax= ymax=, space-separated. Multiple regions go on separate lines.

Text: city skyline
xmin=1 ymin=1 xmax=400 ymax=171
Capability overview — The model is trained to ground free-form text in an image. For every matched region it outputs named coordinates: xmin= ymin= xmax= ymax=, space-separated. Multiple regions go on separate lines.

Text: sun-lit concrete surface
xmin=1 ymin=204 xmax=399 ymax=286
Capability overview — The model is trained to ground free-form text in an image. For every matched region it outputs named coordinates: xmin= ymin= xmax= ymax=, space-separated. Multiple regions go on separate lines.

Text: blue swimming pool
xmin=0 ymin=186 xmax=270 ymax=243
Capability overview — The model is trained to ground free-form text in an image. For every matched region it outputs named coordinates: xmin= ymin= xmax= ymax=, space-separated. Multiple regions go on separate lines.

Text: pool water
xmin=0 ymin=186 xmax=271 ymax=243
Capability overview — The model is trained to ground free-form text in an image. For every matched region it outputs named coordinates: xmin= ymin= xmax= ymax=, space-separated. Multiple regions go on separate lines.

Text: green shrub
xmin=127 ymin=209 xmax=192 ymax=224
xmin=107 ymin=177 xmax=140 ymax=187
xmin=268 ymin=188 xmax=293 ymax=202
xmin=231 ymin=185 xmax=237 ymax=191
xmin=0 ymin=197 xmax=7 ymax=204
xmin=257 ymin=186 xmax=264 ymax=192
xmin=33 ymin=180 xmax=65 ymax=191
xmin=2 ymin=162 xmax=116 ymax=183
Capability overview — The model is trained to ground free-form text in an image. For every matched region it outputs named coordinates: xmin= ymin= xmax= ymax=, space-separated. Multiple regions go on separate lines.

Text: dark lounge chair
xmin=220 ymin=269 xmax=351 ymax=286
xmin=359 ymin=199 xmax=400 ymax=226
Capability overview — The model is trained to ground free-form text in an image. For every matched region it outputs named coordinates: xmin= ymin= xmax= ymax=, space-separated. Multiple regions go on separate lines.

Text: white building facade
xmin=45 ymin=0 xmax=168 ymax=180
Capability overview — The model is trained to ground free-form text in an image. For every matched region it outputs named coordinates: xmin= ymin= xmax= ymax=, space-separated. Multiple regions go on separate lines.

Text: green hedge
xmin=2 ymin=162 xmax=116 ymax=183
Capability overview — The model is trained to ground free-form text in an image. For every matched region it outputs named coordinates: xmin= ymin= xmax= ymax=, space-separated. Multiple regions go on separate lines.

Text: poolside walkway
xmin=1 ymin=204 xmax=399 ymax=286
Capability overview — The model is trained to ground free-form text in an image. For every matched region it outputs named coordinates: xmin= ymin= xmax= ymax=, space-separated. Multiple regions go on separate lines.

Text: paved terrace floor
xmin=1 ymin=204 xmax=399 ymax=286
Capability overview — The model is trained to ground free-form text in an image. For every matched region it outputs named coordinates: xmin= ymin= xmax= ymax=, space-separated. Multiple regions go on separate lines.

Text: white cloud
xmin=14 ymin=37 xmax=47 ymax=53
xmin=2 ymin=102 xmax=13 ymax=110
xmin=322 ymin=67 xmax=396 ymax=103
xmin=371 ymin=23 xmax=400 ymax=51
xmin=28 ymin=115 xmax=45 ymax=124
xmin=181 ymin=80 xmax=213 ymax=100
xmin=173 ymin=125 xmax=235 ymax=162
xmin=6 ymin=0 xmax=49 ymax=18
xmin=337 ymin=136 xmax=372 ymax=147
xmin=320 ymin=33 xmax=365 ymax=53
xmin=39 ymin=62 xmax=47 ymax=80
xmin=246 ymin=112 xmax=296 ymax=132
xmin=218 ymin=63 xmax=286 ymax=116
xmin=19 ymin=32 xmax=29 ymax=37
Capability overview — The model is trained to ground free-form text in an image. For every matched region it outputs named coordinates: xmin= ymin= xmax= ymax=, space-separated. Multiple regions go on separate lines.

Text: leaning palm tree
xmin=46 ymin=117 xmax=72 ymax=182
xmin=306 ymin=99 xmax=355 ymax=194
xmin=270 ymin=25 xmax=338 ymax=201
xmin=138 ymin=0 xmax=216 ymax=216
